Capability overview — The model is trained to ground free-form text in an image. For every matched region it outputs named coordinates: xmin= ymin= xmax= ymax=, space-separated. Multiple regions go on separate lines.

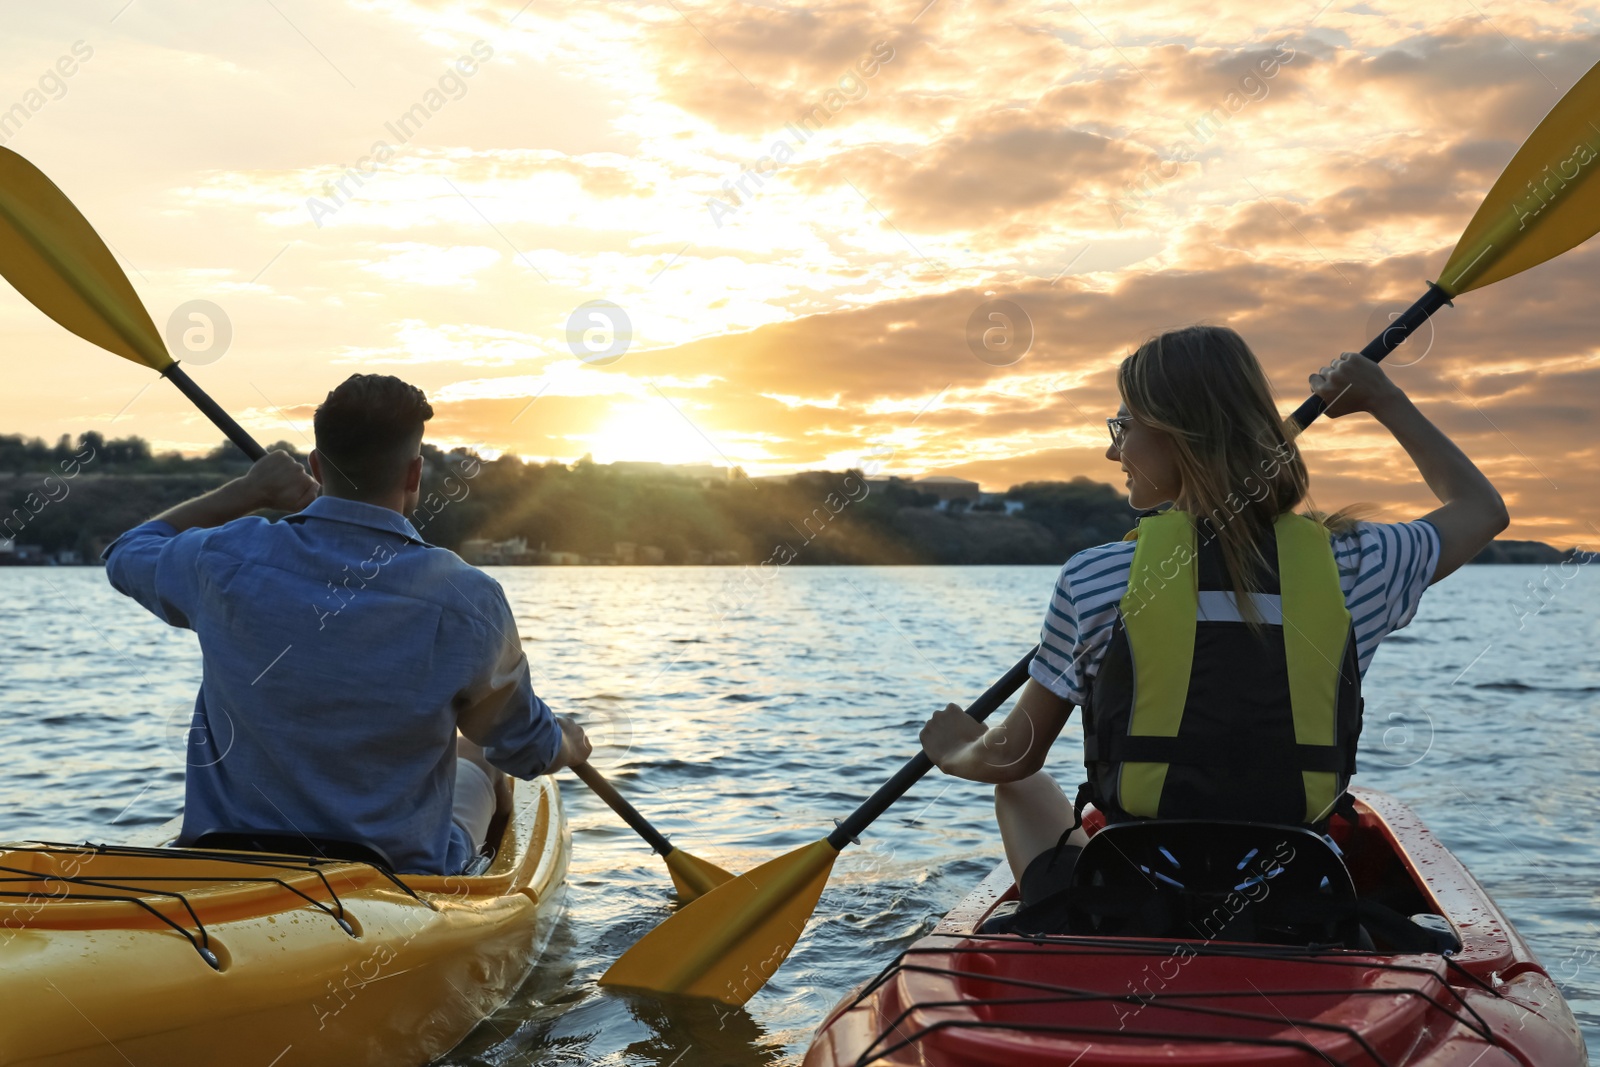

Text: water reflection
xmin=2 ymin=565 xmax=1596 ymax=1063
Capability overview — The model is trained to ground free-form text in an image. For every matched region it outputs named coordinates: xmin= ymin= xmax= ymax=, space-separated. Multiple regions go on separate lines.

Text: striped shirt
xmin=1030 ymin=519 xmax=1442 ymax=705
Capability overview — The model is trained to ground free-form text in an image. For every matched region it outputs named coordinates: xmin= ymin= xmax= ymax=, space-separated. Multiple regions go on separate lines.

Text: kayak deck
xmin=0 ymin=774 xmax=569 ymax=1067
xmin=804 ymin=788 xmax=1586 ymax=1067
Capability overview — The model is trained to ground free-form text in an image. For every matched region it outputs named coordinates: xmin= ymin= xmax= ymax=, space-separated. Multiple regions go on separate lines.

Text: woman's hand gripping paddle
xmin=1286 ymin=58 xmax=1600 ymax=436
xmin=599 ymin=649 xmax=1037 ymax=1005
xmin=571 ymin=762 xmax=734 ymax=901
xmin=0 ymin=147 xmax=263 ymax=459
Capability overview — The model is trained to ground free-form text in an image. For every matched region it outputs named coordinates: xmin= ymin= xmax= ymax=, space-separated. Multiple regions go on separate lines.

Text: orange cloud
xmin=2 ymin=0 xmax=1597 ymax=548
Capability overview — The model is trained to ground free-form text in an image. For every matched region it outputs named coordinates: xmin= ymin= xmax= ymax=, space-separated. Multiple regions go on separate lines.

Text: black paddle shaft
xmin=572 ymin=761 xmax=675 ymax=856
xmin=163 ymin=362 xmax=266 ymax=461
xmin=827 ymin=647 xmax=1039 ymax=850
xmin=1288 ymin=281 xmax=1454 ymax=432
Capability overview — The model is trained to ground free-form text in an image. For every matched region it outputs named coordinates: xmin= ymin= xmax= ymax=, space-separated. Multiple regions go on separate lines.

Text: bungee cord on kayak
xmin=0 ymin=841 xmax=405 ymax=966
xmin=829 ymin=941 xmax=1509 ymax=1065
xmin=9 ymin=837 xmax=430 ymax=904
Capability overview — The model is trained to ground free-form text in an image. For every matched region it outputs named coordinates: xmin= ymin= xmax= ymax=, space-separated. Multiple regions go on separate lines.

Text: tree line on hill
xmin=0 ymin=431 xmax=1581 ymax=566
xmin=0 ymin=431 xmax=1137 ymax=564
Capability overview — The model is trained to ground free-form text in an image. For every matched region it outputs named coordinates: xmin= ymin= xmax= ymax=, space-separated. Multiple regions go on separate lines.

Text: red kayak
xmin=804 ymin=788 xmax=1586 ymax=1067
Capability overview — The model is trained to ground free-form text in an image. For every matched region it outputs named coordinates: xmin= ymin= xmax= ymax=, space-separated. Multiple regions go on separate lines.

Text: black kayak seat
xmin=184 ymin=827 xmax=395 ymax=870
xmin=1062 ymin=819 xmax=1363 ymax=947
xmin=986 ymin=819 xmax=1461 ymax=954
xmin=986 ymin=820 xmax=1361 ymax=947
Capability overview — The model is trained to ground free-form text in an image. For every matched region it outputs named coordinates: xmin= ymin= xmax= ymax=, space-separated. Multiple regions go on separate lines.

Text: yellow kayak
xmin=0 ymin=775 xmax=568 ymax=1066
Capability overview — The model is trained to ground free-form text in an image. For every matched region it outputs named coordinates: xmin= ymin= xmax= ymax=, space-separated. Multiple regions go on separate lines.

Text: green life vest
xmin=1082 ymin=510 xmax=1362 ymax=827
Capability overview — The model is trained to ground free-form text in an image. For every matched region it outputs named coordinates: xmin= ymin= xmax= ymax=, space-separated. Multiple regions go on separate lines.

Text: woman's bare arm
xmin=919 ymin=678 xmax=1075 ymax=783
xmin=1312 ymin=353 xmax=1509 ymax=582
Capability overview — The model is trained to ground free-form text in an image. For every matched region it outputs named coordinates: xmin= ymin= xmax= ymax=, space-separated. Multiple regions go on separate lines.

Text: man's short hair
xmin=313 ymin=374 xmax=433 ymax=499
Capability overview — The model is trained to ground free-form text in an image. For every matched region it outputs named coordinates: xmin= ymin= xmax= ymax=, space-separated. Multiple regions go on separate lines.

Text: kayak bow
xmin=0 ymin=776 xmax=569 ymax=1067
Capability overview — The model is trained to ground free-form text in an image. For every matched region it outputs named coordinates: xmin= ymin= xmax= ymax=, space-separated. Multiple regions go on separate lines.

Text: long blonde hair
xmin=1119 ymin=325 xmax=1352 ymax=627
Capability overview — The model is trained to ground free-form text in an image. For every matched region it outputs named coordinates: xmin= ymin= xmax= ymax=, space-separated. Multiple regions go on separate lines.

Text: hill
xmin=0 ymin=432 xmax=1585 ymax=567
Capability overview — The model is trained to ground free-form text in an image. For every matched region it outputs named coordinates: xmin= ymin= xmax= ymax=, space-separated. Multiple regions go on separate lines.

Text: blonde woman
xmin=919 ymin=325 xmax=1508 ymax=909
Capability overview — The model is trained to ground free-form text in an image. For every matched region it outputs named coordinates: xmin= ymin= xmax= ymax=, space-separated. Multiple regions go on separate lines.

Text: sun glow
xmin=584 ymin=398 xmax=734 ymax=468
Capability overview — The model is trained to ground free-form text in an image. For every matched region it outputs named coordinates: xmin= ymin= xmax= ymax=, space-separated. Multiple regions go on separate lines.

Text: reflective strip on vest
xmin=1115 ymin=511 xmax=1350 ymax=822
xmin=1196 ymin=590 xmax=1283 ymax=624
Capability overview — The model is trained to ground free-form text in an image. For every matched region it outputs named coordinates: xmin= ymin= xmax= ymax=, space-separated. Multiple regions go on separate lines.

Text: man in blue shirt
xmin=103 ymin=374 xmax=589 ymax=874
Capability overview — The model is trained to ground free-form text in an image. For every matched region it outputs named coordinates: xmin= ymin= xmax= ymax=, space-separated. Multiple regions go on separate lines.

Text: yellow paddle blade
xmin=1439 ymin=59 xmax=1600 ymax=296
xmin=601 ymin=838 xmax=839 ymax=1005
xmin=664 ymin=847 xmax=735 ymax=903
xmin=0 ymin=147 xmax=170 ymax=370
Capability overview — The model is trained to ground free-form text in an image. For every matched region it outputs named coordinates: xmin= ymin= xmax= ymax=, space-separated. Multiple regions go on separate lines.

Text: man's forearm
xmin=152 ymin=478 xmax=266 ymax=533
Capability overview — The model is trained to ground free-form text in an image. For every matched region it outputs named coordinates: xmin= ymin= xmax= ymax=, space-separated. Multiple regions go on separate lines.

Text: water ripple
xmin=2 ymin=565 xmax=1597 ymax=1063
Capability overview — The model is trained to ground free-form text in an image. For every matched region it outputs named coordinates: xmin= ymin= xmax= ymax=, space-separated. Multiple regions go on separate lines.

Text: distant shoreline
xmin=2 ymin=545 xmax=1585 ymax=569
xmin=1 ymin=433 xmax=1590 ymax=568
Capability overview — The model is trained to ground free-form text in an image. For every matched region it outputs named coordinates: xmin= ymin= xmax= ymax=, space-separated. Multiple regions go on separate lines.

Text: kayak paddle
xmin=1286 ymin=57 xmax=1600 ymax=435
xmin=599 ymin=648 xmax=1037 ymax=1004
xmin=571 ymin=761 xmax=735 ymax=901
xmin=0 ymin=148 xmax=733 ymax=907
xmin=0 ymin=147 xmax=263 ymax=459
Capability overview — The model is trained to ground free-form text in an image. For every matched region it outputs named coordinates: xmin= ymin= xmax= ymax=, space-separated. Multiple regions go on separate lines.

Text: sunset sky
xmin=1 ymin=1 xmax=1596 ymax=546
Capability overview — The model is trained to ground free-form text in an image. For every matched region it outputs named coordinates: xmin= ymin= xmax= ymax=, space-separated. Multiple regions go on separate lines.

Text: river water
xmin=2 ymin=564 xmax=1596 ymax=1064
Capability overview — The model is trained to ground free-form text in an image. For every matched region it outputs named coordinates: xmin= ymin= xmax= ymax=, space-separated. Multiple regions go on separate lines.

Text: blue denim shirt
xmin=103 ymin=495 xmax=562 ymax=874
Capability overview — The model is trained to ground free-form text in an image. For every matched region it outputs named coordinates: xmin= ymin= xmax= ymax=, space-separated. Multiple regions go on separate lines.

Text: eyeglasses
xmin=1107 ymin=416 xmax=1134 ymax=450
